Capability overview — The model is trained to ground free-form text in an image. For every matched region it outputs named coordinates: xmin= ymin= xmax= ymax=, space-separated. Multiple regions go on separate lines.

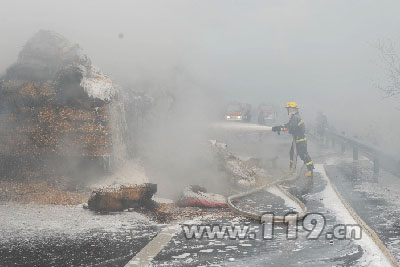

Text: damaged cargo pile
xmin=0 ymin=31 xmax=270 ymax=223
xmin=209 ymin=140 xmax=271 ymax=188
xmin=88 ymin=183 xmax=157 ymax=212
xmin=0 ymin=30 xmax=114 ymax=158
xmin=177 ymin=185 xmax=228 ymax=208
xmin=0 ymin=180 xmax=88 ymax=205
xmin=86 ymin=183 xmax=235 ymax=223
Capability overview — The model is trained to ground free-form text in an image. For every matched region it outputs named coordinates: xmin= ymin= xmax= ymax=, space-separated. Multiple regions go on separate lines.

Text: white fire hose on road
xmin=227 ymin=138 xmax=306 ymax=223
xmin=227 ymin=146 xmax=399 ymax=266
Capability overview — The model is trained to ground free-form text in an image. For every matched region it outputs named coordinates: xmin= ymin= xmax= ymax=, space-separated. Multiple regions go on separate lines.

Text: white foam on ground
xmin=126 ymin=215 xmax=215 ymax=266
xmin=314 ymin=164 xmax=392 ymax=267
xmin=172 ymin=253 xmax=191 ymax=259
xmin=0 ymin=203 xmax=151 ymax=241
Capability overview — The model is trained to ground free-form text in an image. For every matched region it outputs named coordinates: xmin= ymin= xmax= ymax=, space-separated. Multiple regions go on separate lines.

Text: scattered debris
xmin=0 ymin=181 xmax=88 ymax=205
xmin=209 ymin=140 xmax=271 ymax=188
xmin=177 ymin=185 xmax=227 ymax=208
xmin=155 ymin=204 xmax=236 ymax=223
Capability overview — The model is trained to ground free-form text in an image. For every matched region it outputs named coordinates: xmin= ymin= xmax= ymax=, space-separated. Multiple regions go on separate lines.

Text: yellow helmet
xmin=285 ymin=102 xmax=298 ymax=109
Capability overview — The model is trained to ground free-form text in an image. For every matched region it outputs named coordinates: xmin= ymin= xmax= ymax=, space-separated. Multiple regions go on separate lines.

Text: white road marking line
xmin=125 ymin=224 xmax=181 ymax=267
xmin=125 ymin=216 xmax=208 ymax=266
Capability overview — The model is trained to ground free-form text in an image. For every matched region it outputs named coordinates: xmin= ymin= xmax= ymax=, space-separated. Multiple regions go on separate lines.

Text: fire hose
xmin=227 ymin=138 xmax=306 ymax=223
xmin=226 ymin=140 xmax=399 ymax=266
xmin=227 ymin=179 xmax=307 ymax=223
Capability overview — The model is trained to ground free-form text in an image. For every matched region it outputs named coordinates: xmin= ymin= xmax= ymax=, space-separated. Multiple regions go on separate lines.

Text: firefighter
xmin=316 ymin=111 xmax=328 ymax=142
xmin=272 ymin=102 xmax=314 ymax=177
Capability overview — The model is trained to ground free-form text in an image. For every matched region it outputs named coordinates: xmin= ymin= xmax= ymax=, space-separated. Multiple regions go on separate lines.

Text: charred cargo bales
xmin=0 ymin=31 xmax=116 ymax=178
xmin=87 ymin=183 xmax=157 ymax=212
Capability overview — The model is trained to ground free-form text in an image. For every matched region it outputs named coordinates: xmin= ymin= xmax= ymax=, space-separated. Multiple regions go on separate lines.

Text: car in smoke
xmin=257 ymin=103 xmax=277 ymax=125
xmin=225 ymin=102 xmax=252 ymax=122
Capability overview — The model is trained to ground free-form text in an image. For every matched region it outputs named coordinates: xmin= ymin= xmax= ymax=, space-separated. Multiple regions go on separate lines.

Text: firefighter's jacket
xmin=281 ymin=113 xmax=306 ymax=142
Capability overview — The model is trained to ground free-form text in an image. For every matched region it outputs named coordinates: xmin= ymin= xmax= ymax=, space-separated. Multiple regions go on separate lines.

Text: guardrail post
xmin=341 ymin=142 xmax=345 ymax=153
xmin=373 ymin=157 xmax=379 ymax=174
xmin=353 ymin=146 xmax=358 ymax=160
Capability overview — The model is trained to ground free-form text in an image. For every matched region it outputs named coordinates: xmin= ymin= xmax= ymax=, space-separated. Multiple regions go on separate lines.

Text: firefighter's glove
xmin=272 ymin=126 xmax=281 ymax=135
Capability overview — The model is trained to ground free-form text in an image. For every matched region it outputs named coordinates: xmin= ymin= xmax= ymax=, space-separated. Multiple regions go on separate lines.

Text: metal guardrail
xmin=323 ymin=130 xmax=400 ymax=176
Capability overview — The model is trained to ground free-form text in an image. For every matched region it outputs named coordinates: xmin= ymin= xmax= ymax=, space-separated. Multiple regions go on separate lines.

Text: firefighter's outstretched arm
xmin=271 ymin=125 xmax=281 ymax=132
xmin=272 ymin=122 xmax=288 ymax=135
xmin=271 ymin=125 xmax=282 ymax=135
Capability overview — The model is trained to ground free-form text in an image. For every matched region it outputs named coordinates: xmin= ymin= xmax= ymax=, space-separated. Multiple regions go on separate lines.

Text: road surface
xmin=1 ymin=123 xmax=399 ymax=266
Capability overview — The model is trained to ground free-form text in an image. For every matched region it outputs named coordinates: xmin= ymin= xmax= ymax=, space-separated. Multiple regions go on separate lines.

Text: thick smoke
xmin=1 ymin=1 xmax=400 ymax=195
xmin=123 ymin=68 xmax=225 ymax=198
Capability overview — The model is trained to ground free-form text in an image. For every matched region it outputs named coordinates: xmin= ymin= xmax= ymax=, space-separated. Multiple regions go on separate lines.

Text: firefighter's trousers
xmin=290 ymin=140 xmax=314 ymax=171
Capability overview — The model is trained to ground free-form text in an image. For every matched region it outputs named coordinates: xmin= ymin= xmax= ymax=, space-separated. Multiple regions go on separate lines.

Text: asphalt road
xmin=0 ymin=204 xmax=160 ymax=267
xmin=1 ymin=124 xmax=399 ymax=266
xmin=150 ymin=170 xmax=365 ymax=266
xmin=326 ymin=158 xmax=400 ymax=262
xmin=149 ymin=131 xmax=396 ymax=266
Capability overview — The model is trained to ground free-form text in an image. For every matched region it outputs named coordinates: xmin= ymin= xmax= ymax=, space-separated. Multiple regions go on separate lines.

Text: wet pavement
xmin=151 ymin=171 xmax=368 ymax=266
xmin=326 ymin=158 xmax=400 ymax=262
xmin=0 ymin=204 xmax=159 ymax=267
xmin=234 ymin=187 xmax=301 ymax=216
xmin=1 ymin=131 xmax=399 ymax=266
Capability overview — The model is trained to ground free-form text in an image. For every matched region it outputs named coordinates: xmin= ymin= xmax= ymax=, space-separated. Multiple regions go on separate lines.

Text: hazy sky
xmin=1 ymin=0 xmax=400 ymax=144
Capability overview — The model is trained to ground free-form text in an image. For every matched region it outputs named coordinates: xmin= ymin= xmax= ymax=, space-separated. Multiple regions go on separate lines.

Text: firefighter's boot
xmin=284 ymin=168 xmax=296 ymax=174
xmin=305 ymin=170 xmax=313 ymax=177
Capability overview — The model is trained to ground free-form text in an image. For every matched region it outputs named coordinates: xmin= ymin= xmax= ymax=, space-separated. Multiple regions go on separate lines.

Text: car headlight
xmin=238 ymin=116 xmax=242 ymax=119
xmin=226 ymin=116 xmax=231 ymax=119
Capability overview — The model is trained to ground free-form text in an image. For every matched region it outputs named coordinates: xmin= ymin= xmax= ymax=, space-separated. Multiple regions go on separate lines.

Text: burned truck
xmin=0 ymin=30 xmax=118 ymax=180
xmin=257 ymin=103 xmax=277 ymax=125
xmin=225 ymin=102 xmax=252 ymax=122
